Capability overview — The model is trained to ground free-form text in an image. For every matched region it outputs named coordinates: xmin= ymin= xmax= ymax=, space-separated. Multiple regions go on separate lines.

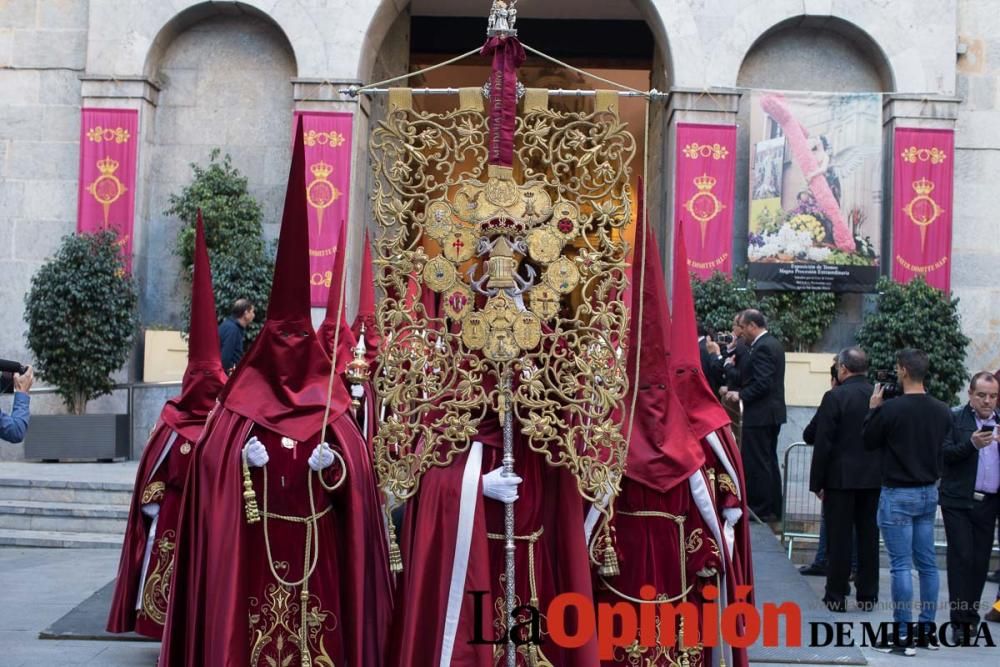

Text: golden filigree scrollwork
xmin=369 ymin=92 xmax=634 ymax=507
xmin=139 ymin=530 xmax=176 ymax=625
xmin=248 ymin=583 xmax=337 ymax=667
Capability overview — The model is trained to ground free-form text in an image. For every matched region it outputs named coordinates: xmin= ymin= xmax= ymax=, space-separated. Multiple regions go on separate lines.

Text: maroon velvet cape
xmin=107 ymin=210 xmax=225 ymax=637
xmin=597 ymin=208 xmax=720 ymax=666
xmin=389 ymin=397 xmax=599 ymax=666
xmin=671 ymin=221 xmax=753 ymax=667
xmin=158 ymin=118 xmax=391 ymax=666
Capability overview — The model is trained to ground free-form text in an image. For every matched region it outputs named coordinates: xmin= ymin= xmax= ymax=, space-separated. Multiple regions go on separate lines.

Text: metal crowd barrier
xmin=780 ymin=441 xmax=820 ymax=558
xmin=779 ymin=440 xmax=1000 ymax=562
xmin=25 ymin=381 xmax=183 ymax=459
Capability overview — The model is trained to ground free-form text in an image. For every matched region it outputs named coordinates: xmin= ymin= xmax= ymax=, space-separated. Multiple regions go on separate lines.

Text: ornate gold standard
xmin=368 ymin=87 xmax=635 ymax=537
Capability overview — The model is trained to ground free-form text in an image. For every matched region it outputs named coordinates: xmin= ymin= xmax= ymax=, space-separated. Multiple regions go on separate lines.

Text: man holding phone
xmin=940 ymin=371 xmax=1000 ymax=642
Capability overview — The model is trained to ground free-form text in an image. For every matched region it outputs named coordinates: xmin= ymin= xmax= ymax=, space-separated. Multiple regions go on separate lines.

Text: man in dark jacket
xmin=726 ymin=309 xmax=786 ymax=520
xmin=940 ymin=371 xmax=1000 ymax=639
xmin=218 ymin=298 xmax=255 ymax=373
xmin=809 ymin=347 xmax=878 ymax=612
xmin=863 ymin=348 xmax=952 ymax=653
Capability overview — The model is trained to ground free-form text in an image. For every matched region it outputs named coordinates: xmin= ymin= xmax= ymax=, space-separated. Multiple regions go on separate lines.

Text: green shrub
xmin=691 ymin=271 xmax=838 ymax=352
xmin=165 ymin=149 xmax=273 ymax=340
xmin=24 ymin=232 xmax=139 ymax=414
xmin=856 ymin=277 xmax=970 ymax=404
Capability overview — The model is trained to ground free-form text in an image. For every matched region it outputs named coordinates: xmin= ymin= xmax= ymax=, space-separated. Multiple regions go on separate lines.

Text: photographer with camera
xmin=808 ymin=347 xmax=878 ymax=613
xmin=939 ymin=371 xmax=1000 ymax=641
xmin=863 ymin=348 xmax=952 ymax=653
xmin=0 ymin=360 xmax=33 ymax=443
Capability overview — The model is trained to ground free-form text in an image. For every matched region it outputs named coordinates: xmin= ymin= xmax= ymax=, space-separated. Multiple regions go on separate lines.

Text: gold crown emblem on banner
xmin=911 ymin=177 xmax=935 ymax=196
xmin=693 ymin=174 xmax=717 ymax=191
xmin=310 ymin=161 xmax=334 ymax=179
xmin=96 ymin=157 xmax=120 ymax=175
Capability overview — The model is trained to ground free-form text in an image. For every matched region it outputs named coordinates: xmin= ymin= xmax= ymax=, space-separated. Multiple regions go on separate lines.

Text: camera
xmin=0 ymin=360 xmax=27 ymax=395
xmin=874 ymin=369 xmax=902 ymax=400
xmin=716 ymin=333 xmax=735 ymax=346
xmin=830 ymin=363 xmax=840 ymax=385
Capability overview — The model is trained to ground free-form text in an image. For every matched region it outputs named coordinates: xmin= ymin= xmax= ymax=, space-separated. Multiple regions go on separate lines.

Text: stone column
xmin=662 ymin=88 xmax=741 ymax=275
xmin=79 ymin=76 xmax=161 ymax=455
xmin=880 ymin=94 xmax=960 ymax=279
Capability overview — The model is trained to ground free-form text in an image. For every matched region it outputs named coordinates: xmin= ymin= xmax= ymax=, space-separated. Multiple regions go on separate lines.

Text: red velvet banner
xmin=76 ymin=108 xmax=138 ymax=271
xmin=892 ymin=127 xmax=954 ymax=291
xmin=674 ymin=123 xmax=736 ymax=279
xmin=293 ymin=111 xmax=354 ymax=306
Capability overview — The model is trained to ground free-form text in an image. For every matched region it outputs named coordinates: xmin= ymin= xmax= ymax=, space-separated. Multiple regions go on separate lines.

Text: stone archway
xmin=138 ymin=8 xmax=297 ymax=325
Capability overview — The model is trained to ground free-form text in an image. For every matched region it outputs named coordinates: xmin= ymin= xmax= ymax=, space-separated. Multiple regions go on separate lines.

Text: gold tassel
xmin=387 ymin=515 xmax=404 ymax=574
xmin=242 ymin=452 xmax=260 ymax=524
xmin=300 ymin=587 xmax=311 ymax=667
xmin=599 ymin=530 xmax=619 ymax=577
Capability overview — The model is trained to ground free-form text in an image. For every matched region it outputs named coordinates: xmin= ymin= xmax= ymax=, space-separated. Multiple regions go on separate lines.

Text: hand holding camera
xmin=13 ymin=366 xmax=33 ymax=393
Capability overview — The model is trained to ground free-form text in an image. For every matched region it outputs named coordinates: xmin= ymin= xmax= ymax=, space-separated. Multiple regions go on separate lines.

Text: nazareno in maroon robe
xmin=107 ymin=210 xmax=226 ymax=638
xmin=158 ymin=117 xmax=391 ymax=667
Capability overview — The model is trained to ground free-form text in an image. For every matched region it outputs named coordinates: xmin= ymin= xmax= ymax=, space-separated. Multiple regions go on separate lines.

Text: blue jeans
xmin=877 ymin=485 xmax=939 ymax=636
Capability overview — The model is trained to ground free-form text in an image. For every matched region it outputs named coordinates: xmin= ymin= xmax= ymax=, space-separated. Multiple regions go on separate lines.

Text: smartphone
xmin=979 ymin=424 xmax=996 ymax=433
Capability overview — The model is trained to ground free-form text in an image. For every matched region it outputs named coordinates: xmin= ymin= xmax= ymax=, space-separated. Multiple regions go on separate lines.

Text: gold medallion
xmin=552 ymin=201 xmax=580 ymax=239
xmin=462 ymin=313 xmax=487 ymax=350
xmin=423 ymin=256 xmax=457 ymax=293
xmin=442 ymin=229 xmax=477 ymax=264
xmin=544 ymin=257 xmax=581 ymax=294
xmin=513 ymin=312 xmax=542 ymax=351
xmin=425 ymin=201 xmax=454 ymax=240
xmin=526 ymin=227 xmax=564 ymax=264
xmin=180 ymin=442 xmax=192 ymax=455
xmin=528 ymin=285 xmax=560 ymax=320
xmin=484 ymin=176 xmax=519 ymax=208
xmin=442 ymin=283 xmax=473 ymax=321
xmin=485 ymin=329 xmax=518 ymax=362
xmin=281 ymin=437 xmax=296 ymax=450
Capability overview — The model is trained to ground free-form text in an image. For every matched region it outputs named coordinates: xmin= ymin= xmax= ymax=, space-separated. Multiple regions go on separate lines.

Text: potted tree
xmin=23 ymin=231 xmax=139 ymax=460
xmin=857 ymin=276 xmax=970 ymax=405
xmin=144 ymin=150 xmax=273 ymax=380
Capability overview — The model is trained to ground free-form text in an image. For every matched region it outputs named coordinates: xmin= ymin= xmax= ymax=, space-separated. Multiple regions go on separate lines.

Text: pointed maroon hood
xmin=670 ymin=219 xmax=730 ymax=439
xmin=623 ymin=187 xmax=705 ymax=493
xmin=160 ymin=209 xmax=227 ymax=442
xmin=219 ymin=117 xmax=351 ymax=441
xmin=351 ymin=229 xmax=381 ymax=366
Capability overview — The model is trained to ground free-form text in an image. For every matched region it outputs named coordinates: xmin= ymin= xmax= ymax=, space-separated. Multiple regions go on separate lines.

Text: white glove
xmin=722 ymin=508 xmax=743 ymax=526
xmin=697 ymin=567 xmax=718 ymax=578
xmin=243 ymin=436 xmax=269 ymax=467
xmin=482 ymin=466 xmax=522 ymax=503
xmin=308 ymin=442 xmax=336 ymax=472
xmin=141 ymin=503 xmax=160 ymax=519
xmin=350 ymin=384 xmax=365 ymax=399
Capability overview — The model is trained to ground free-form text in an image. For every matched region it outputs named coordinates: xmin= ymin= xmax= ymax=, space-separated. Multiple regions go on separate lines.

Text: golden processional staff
xmin=349 ymin=2 xmax=651 ymax=663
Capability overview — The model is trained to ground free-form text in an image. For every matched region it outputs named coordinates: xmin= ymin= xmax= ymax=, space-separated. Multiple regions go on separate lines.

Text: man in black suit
xmin=940 ymin=371 xmax=1000 ymax=639
xmin=726 ymin=309 xmax=786 ymax=521
xmin=808 ymin=347 xmax=879 ymax=612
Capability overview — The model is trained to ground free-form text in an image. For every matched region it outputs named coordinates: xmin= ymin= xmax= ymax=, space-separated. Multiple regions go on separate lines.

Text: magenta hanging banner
xmin=891 ymin=127 xmax=954 ymax=291
xmin=76 ymin=108 xmax=139 ymax=271
xmin=674 ymin=123 xmax=737 ymax=279
xmin=293 ymin=111 xmax=355 ymax=306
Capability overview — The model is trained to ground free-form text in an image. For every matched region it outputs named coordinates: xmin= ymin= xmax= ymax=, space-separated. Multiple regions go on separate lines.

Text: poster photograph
xmin=747 ymin=91 xmax=882 ymax=291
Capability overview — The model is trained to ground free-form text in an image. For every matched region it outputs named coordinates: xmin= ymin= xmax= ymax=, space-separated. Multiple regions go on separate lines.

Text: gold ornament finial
xmin=345 ymin=325 xmax=371 ymax=409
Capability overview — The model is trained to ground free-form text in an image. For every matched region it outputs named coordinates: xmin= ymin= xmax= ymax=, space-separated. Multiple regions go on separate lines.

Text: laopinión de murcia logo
xmin=465 ymin=587 xmax=999 ymax=656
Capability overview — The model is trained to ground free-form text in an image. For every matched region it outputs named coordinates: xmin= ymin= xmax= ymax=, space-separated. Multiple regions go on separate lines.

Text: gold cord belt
xmin=487 ymin=528 xmax=544 ymax=607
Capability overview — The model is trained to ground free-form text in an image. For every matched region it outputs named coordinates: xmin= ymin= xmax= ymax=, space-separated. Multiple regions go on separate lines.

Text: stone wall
xmin=140 ymin=12 xmax=296 ymax=326
xmin=954 ymin=0 xmax=1000 ymax=374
